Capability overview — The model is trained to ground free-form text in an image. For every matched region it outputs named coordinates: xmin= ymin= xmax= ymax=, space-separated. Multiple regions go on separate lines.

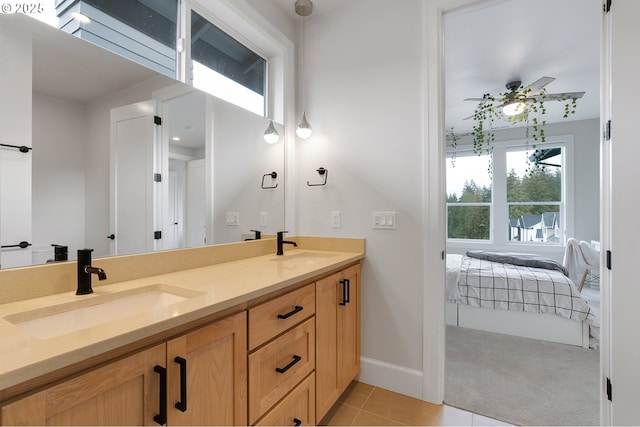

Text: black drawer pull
xmin=293 ymin=418 xmax=302 ymax=426
xmin=345 ymin=279 xmax=351 ymax=304
xmin=153 ymin=365 xmax=167 ymax=425
xmin=275 ymin=355 xmax=302 ymax=373
xmin=174 ymin=356 xmax=187 ymax=412
xmin=277 ymin=305 xmax=304 ymax=319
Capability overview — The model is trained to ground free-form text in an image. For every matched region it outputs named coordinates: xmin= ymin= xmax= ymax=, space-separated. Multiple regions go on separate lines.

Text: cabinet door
xmin=166 ymin=311 xmax=247 ymax=426
xmin=315 ymin=264 xmax=361 ymax=421
xmin=0 ymin=344 xmax=166 ymax=426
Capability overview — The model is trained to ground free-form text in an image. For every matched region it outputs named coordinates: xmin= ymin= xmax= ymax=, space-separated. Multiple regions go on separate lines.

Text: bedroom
xmin=442 ymin=0 xmax=601 ymax=423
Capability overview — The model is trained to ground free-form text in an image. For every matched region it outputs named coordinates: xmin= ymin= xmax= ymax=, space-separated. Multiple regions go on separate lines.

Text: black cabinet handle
xmin=174 ymin=357 xmax=187 ymax=412
xmin=277 ymin=305 xmax=304 ymax=319
xmin=153 ymin=365 xmax=167 ymax=425
xmin=275 ymin=355 xmax=302 ymax=373
xmin=339 ymin=280 xmax=347 ymax=306
xmin=345 ymin=279 xmax=351 ymax=304
xmin=293 ymin=418 xmax=302 ymax=426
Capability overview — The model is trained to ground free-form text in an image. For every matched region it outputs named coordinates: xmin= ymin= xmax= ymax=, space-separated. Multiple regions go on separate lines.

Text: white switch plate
xmin=331 ymin=211 xmax=341 ymax=228
xmin=225 ymin=212 xmax=240 ymax=226
xmin=372 ymin=211 xmax=397 ymax=229
xmin=260 ymin=211 xmax=268 ymax=226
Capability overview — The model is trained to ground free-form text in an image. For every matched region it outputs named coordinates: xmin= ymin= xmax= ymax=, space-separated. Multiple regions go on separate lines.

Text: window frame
xmin=446 ymin=134 xmax=575 ymax=252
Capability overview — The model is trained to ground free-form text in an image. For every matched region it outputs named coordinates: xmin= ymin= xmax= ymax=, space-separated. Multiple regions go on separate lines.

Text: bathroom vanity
xmin=0 ymin=237 xmax=363 ymax=426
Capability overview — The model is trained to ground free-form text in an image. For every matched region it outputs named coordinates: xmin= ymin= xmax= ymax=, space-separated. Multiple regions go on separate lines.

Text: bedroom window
xmin=446 ymin=153 xmax=492 ymax=240
xmin=447 ymin=137 xmax=572 ymax=246
xmin=506 ymin=147 xmax=563 ymax=243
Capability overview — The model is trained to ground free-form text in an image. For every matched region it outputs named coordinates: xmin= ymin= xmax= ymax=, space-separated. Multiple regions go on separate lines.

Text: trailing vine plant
xmin=448 ymin=84 xmax=579 ymax=175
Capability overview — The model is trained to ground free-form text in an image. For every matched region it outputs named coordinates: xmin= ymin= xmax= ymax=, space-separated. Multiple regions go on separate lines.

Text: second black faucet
xmin=77 ymin=249 xmax=107 ymax=295
xmin=276 ymin=231 xmax=297 ymax=255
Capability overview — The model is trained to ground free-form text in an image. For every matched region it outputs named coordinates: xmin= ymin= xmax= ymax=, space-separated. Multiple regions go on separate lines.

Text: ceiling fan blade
xmin=532 ymin=91 xmax=585 ymax=101
xmin=522 ymin=76 xmax=556 ymax=93
xmin=464 ymin=97 xmax=490 ymax=101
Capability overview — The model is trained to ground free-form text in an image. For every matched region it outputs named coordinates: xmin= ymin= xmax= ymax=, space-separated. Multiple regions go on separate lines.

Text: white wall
xmin=32 ymin=92 xmax=86 ymax=261
xmin=293 ymin=0 xmax=425 ymax=392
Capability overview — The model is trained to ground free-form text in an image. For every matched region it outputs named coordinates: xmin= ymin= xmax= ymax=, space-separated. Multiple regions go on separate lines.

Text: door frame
xmin=421 ymin=1 xmax=608 ymax=422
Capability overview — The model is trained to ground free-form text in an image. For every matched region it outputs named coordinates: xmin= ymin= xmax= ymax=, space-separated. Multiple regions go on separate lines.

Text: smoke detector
xmin=295 ymin=0 xmax=313 ymax=17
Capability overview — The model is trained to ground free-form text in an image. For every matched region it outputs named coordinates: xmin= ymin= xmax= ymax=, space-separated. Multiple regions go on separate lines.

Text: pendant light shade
xmin=296 ymin=112 xmax=312 ymax=139
xmin=264 ymin=120 xmax=280 ymax=144
xmin=296 ymin=0 xmax=313 ymax=140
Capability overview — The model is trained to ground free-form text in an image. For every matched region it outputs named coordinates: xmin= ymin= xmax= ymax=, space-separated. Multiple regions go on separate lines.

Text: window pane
xmin=447 ymin=206 xmax=490 ymax=240
xmin=83 ymin=0 xmax=177 ymax=48
xmin=191 ymin=11 xmax=265 ymax=116
xmin=506 ymin=148 xmax=562 ymax=202
xmin=508 ymin=205 xmax=560 ymax=242
xmin=446 ymin=153 xmax=492 ymax=202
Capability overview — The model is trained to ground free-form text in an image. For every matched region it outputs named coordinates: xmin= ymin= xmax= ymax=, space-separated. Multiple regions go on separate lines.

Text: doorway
xmin=422 ymin=0 xmax=603 ymax=424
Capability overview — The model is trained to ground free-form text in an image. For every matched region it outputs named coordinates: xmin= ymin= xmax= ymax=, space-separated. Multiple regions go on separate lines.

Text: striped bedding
xmin=447 ymin=254 xmax=599 ymax=328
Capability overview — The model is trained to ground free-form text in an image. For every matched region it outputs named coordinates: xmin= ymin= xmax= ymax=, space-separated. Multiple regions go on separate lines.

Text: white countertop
xmin=0 ymin=248 xmax=364 ymax=391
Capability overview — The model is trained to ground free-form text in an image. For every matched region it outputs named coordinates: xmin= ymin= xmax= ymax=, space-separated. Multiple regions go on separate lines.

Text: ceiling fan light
xmin=503 ymin=101 xmax=527 ymax=116
xmin=263 ymin=120 xmax=280 ymax=144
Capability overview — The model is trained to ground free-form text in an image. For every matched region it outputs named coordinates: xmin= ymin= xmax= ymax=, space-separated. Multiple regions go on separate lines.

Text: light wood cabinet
xmin=0 ymin=343 xmax=165 ymax=426
xmin=248 ymin=317 xmax=315 ymax=424
xmin=0 ymin=312 xmax=247 ymax=426
xmin=315 ymin=264 xmax=361 ymax=421
xmin=1 ymin=261 xmax=361 ymax=427
xmin=166 ymin=311 xmax=246 ymax=426
xmin=254 ymin=373 xmax=315 ymax=426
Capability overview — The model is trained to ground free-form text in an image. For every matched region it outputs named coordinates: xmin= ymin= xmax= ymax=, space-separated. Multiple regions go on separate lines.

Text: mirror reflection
xmin=0 ymin=15 xmax=284 ymax=269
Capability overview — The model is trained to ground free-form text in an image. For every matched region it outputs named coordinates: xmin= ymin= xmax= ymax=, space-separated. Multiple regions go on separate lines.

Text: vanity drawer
xmin=248 ymin=317 xmax=315 ymax=423
xmin=255 ymin=373 xmax=316 ymax=426
xmin=248 ymin=283 xmax=315 ymax=350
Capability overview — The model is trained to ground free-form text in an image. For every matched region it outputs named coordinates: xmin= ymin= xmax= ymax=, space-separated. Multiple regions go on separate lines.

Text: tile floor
xmin=319 ymin=381 xmax=512 ymax=426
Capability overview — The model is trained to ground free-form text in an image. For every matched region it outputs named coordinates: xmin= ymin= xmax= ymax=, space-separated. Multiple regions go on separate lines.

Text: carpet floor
xmin=445 ymin=325 xmax=599 ymax=426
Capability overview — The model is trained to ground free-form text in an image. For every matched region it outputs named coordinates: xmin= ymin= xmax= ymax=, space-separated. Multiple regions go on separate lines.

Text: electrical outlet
xmin=331 ymin=211 xmax=341 ymax=228
xmin=260 ymin=211 xmax=268 ymax=226
xmin=225 ymin=212 xmax=240 ymax=226
xmin=372 ymin=211 xmax=397 ymax=229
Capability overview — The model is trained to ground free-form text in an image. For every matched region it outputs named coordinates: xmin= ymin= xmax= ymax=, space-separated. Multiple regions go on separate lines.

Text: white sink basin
xmin=270 ymin=251 xmax=337 ymax=265
xmin=4 ymin=284 xmax=204 ymax=339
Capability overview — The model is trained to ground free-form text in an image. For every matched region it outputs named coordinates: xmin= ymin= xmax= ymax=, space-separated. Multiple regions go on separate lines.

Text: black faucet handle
xmin=250 ymin=229 xmax=262 ymax=240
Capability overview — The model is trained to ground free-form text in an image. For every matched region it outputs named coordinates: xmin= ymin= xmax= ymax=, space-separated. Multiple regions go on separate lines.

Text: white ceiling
xmin=274 ymin=0 xmax=601 ymax=134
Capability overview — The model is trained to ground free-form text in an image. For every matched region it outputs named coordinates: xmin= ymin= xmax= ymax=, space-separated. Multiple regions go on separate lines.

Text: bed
xmin=446 ymin=252 xmax=599 ymax=348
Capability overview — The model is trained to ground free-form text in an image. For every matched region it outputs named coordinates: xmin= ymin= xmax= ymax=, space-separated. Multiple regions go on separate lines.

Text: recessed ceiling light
xmin=172 ymin=137 xmax=181 ymax=141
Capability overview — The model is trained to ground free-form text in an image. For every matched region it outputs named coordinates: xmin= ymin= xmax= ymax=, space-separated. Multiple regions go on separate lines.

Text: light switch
xmin=372 ymin=211 xmax=397 ymax=230
xmin=331 ymin=211 xmax=341 ymax=228
xmin=260 ymin=211 xmax=268 ymax=226
xmin=225 ymin=212 xmax=240 ymax=226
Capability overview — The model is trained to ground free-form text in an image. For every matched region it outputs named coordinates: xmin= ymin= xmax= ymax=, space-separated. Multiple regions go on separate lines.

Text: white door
xmin=185 ymin=159 xmax=206 ymax=247
xmin=110 ymin=101 xmax=158 ymax=256
xmin=605 ymin=0 xmax=640 ymax=424
xmin=0 ymin=145 xmax=32 ymax=268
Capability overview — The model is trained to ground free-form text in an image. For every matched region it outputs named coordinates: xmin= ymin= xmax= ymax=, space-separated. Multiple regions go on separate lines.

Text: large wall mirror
xmin=0 ymin=14 xmax=285 ymax=269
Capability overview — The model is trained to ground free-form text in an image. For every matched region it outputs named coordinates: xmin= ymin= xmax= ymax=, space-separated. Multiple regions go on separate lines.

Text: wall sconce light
xmin=264 ymin=120 xmax=280 ymax=144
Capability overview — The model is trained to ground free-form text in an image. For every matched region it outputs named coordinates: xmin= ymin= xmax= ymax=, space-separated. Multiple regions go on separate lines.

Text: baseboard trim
xmin=357 ymin=356 xmax=423 ymax=400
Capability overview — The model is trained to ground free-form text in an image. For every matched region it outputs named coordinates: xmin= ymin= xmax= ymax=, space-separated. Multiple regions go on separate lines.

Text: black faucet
xmin=245 ymin=229 xmax=262 ymax=241
xmin=276 ymin=231 xmax=297 ymax=255
xmin=77 ymin=249 xmax=107 ymax=295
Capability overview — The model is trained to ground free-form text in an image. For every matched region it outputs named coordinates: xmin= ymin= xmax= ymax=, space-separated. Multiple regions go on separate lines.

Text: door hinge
xmin=606 ymin=377 xmax=612 ymax=401
xmin=606 ymin=250 xmax=612 ymax=270
xmin=154 ymin=115 xmax=162 ymax=125
xmin=154 ymin=231 xmax=162 ymax=240
xmin=154 ymin=173 xmax=162 ymax=182
xmin=603 ymin=0 xmax=611 ymax=13
xmin=605 ymin=120 xmax=611 ymax=141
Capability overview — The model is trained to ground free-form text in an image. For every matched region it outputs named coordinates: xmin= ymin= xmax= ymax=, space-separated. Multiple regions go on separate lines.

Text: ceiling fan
xmin=464 ymin=76 xmax=585 ymax=118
